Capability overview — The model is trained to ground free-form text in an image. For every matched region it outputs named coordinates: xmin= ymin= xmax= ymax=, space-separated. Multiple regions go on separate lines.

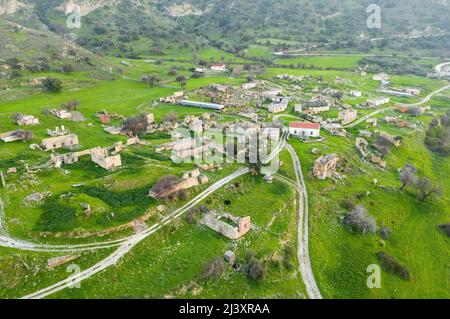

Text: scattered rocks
xmin=25 ymin=192 xmax=51 ymax=205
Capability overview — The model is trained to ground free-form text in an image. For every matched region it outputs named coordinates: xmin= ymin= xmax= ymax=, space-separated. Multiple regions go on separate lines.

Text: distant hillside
xmin=0 ymin=0 xmax=449 ymax=55
xmin=0 ymin=17 xmax=101 ymax=75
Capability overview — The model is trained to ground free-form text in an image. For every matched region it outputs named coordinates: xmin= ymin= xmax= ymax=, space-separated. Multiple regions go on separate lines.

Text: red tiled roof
xmin=289 ymin=122 xmax=321 ymax=130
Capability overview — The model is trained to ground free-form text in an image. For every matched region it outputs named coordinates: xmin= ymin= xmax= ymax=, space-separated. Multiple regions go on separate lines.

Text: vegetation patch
xmin=35 ymin=200 xmax=78 ymax=232
xmin=376 ymin=252 xmax=411 ymax=281
xmin=78 ymin=185 xmax=155 ymax=209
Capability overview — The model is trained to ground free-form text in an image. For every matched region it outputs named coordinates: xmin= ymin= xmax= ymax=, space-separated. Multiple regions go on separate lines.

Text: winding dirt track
xmin=285 ymin=144 xmax=322 ymax=299
xmin=344 ymin=84 xmax=450 ymax=128
xmin=22 ymin=168 xmax=249 ymax=299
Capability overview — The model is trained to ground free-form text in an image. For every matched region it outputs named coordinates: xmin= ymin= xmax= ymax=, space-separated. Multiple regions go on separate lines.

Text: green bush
xmin=376 ymin=252 xmax=410 ymax=280
xmin=35 ymin=202 xmax=78 ymax=232
xmin=79 ymin=185 xmax=154 ymax=208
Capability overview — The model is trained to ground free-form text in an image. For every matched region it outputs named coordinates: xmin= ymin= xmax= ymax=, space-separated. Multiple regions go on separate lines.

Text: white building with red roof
xmin=210 ymin=63 xmax=227 ymax=71
xmin=289 ymin=122 xmax=321 ymax=138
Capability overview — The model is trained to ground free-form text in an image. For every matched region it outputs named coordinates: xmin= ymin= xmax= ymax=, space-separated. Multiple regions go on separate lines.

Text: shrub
xmin=36 ymin=202 xmax=78 ymax=232
xmin=151 ymin=175 xmax=178 ymax=198
xmin=283 ymin=246 xmax=295 ymax=271
xmin=122 ymin=114 xmax=149 ymax=136
xmin=376 ymin=252 xmax=410 ymax=280
xmin=380 ymin=226 xmax=391 ymax=240
xmin=344 ymin=205 xmax=376 ymax=234
xmin=43 ymin=77 xmax=62 ymax=93
xmin=340 ymin=198 xmax=355 ymax=210
xmin=79 ymin=185 xmax=153 ymax=208
xmin=416 ymin=177 xmax=443 ymax=202
xmin=438 ymin=223 xmax=450 ymax=237
xmin=247 ymin=257 xmax=267 ymax=282
xmin=61 ymin=64 xmax=74 ymax=73
xmin=203 ymin=257 xmax=226 ymax=280
xmin=425 ymin=112 xmax=450 ymax=156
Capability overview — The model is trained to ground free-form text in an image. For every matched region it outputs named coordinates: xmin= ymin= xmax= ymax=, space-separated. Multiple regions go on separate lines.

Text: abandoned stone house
xmin=17 ymin=115 xmax=39 ymax=126
xmin=380 ymin=132 xmax=402 ymax=147
xmin=355 ymin=138 xmax=370 ymax=158
xmin=0 ymin=130 xmax=30 ymax=143
xmin=241 ymin=82 xmax=258 ymax=90
xmin=373 ymin=73 xmax=390 ymax=81
xmin=238 ymin=111 xmax=258 ymax=122
xmin=90 ymin=147 xmax=122 ymax=170
xmin=41 ymin=134 xmax=79 ymax=151
xmin=370 ymin=155 xmax=387 ymax=169
xmin=367 ymin=96 xmax=390 ymax=107
xmin=49 ymin=109 xmax=72 ymax=119
xmin=268 ymin=97 xmax=290 ymax=114
xmin=262 ymin=88 xmax=283 ymax=101
xmin=200 ymin=211 xmax=251 ymax=240
xmin=149 ymin=169 xmax=208 ymax=199
xmin=313 ymin=153 xmax=339 ymax=180
xmin=50 ymin=146 xmax=122 ymax=170
xmin=350 ymin=90 xmax=362 ymax=97
xmin=184 ymin=116 xmax=204 ymax=132
xmin=47 ymin=125 xmax=68 ymax=137
xmin=338 ymin=109 xmax=358 ymax=125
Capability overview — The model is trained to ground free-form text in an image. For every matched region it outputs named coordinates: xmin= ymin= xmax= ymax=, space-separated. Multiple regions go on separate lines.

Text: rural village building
xmin=47 ymin=125 xmax=68 ymax=137
xmin=200 ymin=211 xmax=251 ymax=240
xmin=41 ymin=134 xmax=79 ymax=151
xmin=338 ymin=109 xmax=358 ymax=125
xmin=0 ymin=130 xmax=30 ymax=143
xmin=350 ymin=90 xmax=362 ymax=97
xmin=16 ymin=115 xmax=39 ymax=126
xmin=289 ymin=122 xmax=321 ymax=138
xmin=373 ymin=73 xmax=390 ymax=81
xmin=367 ymin=96 xmax=390 ymax=107
xmin=49 ymin=109 xmax=72 ymax=119
xmin=268 ymin=98 xmax=290 ymax=113
xmin=313 ymin=153 xmax=339 ymax=180
xmin=210 ymin=64 xmax=226 ymax=71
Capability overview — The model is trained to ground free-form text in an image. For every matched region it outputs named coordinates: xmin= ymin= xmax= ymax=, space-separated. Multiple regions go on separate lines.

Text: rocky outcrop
xmin=55 ymin=0 xmax=121 ymax=16
xmin=167 ymin=3 xmax=203 ymax=17
xmin=0 ymin=0 xmax=28 ymax=15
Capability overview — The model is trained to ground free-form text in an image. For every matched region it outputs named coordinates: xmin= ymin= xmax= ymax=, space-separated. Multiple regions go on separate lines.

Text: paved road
xmin=344 ymin=84 xmax=450 ymax=128
xmin=22 ymin=168 xmax=250 ymax=299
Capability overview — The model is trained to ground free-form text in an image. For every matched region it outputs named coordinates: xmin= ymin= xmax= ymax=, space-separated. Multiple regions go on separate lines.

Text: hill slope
xmin=0 ymin=0 xmax=449 ymax=55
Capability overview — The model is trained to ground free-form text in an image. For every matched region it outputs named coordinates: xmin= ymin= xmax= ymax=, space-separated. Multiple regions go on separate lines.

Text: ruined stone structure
xmin=160 ymin=91 xmax=184 ymax=103
xmin=41 ymin=134 xmax=79 ymax=151
xmin=380 ymin=132 xmax=402 ymax=147
xmin=338 ymin=109 xmax=358 ymax=125
xmin=49 ymin=109 xmax=72 ymax=119
xmin=370 ymin=155 xmax=387 ymax=169
xmin=149 ymin=169 xmax=208 ymax=199
xmin=47 ymin=125 xmax=68 ymax=137
xmin=90 ymin=148 xmax=122 ymax=170
xmin=17 ymin=115 xmax=39 ymax=126
xmin=313 ymin=153 xmax=339 ymax=180
xmin=0 ymin=130 xmax=30 ymax=143
xmin=200 ymin=212 xmax=251 ymax=240
xmin=355 ymin=138 xmax=370 ymax=158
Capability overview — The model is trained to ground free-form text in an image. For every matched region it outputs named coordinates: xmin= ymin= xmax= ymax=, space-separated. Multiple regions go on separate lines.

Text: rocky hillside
xmin=0 ymin=17 xmax=102 ymax=77
xmin=0 ymin=0 xmax=449 ymax=55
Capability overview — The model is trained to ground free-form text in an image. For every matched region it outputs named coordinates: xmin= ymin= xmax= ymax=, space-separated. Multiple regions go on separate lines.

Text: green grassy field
xmin=0 ymin=52 xmax=448 ymax=299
